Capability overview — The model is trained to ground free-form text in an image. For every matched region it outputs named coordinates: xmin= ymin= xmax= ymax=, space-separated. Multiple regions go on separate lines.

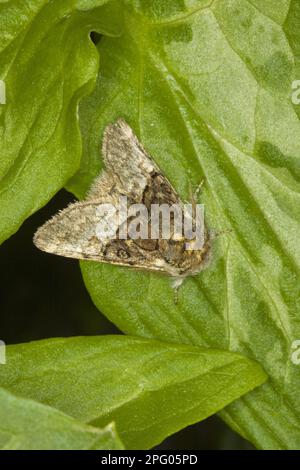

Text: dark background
xmin=0 ymin=188 xmax=253 ymax=450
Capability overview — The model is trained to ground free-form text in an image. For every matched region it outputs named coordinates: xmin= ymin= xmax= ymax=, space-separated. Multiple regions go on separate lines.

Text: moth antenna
xmin=193 ymin=178 xmax=205 ymax=200
xmin=209 ymin=228 xmax=232 ymax=240
xmin=174 ymin=286 xmax=179 ymax=305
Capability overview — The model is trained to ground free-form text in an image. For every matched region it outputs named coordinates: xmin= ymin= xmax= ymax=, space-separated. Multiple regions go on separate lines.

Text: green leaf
xmin=0 ymin=387 xmax=124 ymax=450
xmin=69 ymin=0 xmax=300 ymax=449
xmin=0 ymin=336 xmax=266 ymax=449
xmin=0 ymin=0 xmax=123 ymax=245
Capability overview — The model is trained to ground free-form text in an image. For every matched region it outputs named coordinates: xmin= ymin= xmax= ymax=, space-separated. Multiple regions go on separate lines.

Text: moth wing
xmin=33 ymin=199 xmax=170 ymax=273
xmin=88 ymin=119 xmax=163 ymax=202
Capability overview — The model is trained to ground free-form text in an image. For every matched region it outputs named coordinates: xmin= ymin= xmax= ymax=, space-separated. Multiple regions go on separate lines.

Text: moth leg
xmin=193 ymin=179 xmax=205 ymax=201
xmin=171 ymin=277 xmax=184 ymax=304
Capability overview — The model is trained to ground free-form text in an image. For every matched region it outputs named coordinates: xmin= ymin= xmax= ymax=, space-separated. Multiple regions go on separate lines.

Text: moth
xmin=34 ymin=119 xmax=212 ymax=295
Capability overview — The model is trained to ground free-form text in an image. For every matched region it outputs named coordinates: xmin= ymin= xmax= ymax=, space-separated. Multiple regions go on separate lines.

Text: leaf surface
xmin=0 ymin=336 xmax=266 ymax=449
xmin=0 ymin=387 xmax=123 ymax=450
xmin=0 ymin=0 xmax=122 ymax=244
xmin=70 ymin=0 xmax=300 ymax=449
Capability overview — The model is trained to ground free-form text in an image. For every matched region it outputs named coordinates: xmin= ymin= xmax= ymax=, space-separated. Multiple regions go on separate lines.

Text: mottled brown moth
xmin=34 ymin=119 xmax=212 ymax=294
